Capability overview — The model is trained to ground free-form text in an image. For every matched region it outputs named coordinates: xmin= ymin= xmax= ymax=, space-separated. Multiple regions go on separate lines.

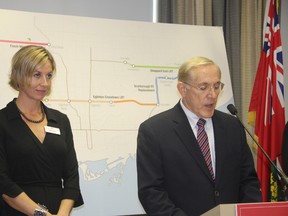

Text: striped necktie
xmin=197 ymin=118 xmax=214 ymax=179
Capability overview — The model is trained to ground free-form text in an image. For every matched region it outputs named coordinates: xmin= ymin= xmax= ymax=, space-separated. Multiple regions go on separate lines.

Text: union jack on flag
xmin=248 ymin=0 xmax=285 ymax=202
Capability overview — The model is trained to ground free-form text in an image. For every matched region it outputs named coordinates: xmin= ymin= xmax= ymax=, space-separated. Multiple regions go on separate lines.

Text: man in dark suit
xmin=282 ymin=122 xmax=288 ymax=175
xmin=136 ymin=56 xmax=262 ymax=216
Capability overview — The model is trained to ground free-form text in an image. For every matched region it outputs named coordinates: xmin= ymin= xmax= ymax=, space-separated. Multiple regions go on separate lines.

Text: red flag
xmin=248 ymin=0 xmax=285 ymax=202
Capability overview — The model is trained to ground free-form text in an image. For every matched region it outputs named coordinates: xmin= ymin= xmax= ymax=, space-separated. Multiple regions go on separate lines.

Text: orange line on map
xmin=44 ymin=99 xmax=157 ymax=106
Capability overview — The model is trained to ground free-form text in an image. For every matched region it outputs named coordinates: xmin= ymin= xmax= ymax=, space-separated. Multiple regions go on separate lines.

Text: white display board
xmin=0 ymin=9 xmax=234 ymax=215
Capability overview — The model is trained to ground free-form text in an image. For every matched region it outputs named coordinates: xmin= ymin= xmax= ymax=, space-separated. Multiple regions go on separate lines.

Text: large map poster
xmin=0 ymin=9 xmax=234 ymax=215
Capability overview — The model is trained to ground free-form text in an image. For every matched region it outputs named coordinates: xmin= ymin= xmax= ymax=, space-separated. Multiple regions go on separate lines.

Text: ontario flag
xmin=248 ymin=0 xmax=285 ymax=202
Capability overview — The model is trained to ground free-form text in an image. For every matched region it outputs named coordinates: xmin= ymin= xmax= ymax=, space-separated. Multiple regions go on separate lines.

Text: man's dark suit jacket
xmin=137 ymin=102 xmax=262 ymax=216
xmin=282 ymin=122 xmax=288 ymax=175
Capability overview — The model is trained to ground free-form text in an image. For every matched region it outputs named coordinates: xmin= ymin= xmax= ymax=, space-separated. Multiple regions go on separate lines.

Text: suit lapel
xmin=172 ymin=103 xmax=215 ymax=182
xmin=212 ymin=111 xmax=228 ymax=184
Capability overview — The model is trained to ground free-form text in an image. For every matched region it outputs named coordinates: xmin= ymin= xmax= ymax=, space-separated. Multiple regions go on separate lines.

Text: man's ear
xmin=177 ymin=82 xmax=186 ymax=97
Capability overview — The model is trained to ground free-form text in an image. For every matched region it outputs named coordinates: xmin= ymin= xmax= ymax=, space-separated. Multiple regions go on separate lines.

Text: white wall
xmin=0 ymin=0 xmax=153 ymax=22
xmin=281 ymin=1 xmax=288 ymax=121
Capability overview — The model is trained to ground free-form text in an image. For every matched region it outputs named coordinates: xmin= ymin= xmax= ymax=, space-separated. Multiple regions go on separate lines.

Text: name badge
xmin=44 ymin=126 xmax=61 ymax=135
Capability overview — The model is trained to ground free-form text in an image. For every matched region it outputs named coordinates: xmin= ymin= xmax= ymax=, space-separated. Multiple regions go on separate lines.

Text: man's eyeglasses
xmin=183 ymin=81 xmax=224 ymax=93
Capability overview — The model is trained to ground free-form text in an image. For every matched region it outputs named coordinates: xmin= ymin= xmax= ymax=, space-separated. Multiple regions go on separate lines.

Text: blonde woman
xmin=0 ymin=45 xmax=83 ymax=216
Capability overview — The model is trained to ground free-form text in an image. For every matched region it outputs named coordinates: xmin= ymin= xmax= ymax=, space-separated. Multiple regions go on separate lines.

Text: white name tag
xmin=44 ymin=126 xmax=61 ymax=135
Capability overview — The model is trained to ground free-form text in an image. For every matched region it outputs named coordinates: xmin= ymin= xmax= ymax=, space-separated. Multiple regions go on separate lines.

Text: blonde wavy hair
xmin=9 ymin=45 xmax=56 ymax=91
